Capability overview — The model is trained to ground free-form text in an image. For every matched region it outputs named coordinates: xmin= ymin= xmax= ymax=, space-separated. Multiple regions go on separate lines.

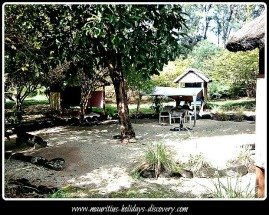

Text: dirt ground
xmin=4 ymin=118 xmax=256 ymax=198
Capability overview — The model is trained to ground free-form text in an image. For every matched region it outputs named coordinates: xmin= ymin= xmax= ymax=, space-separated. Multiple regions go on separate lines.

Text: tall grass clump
xmin=211 ymin=106 xmax=230 ymax=121
xmin=234 ymin=107 xmax=245 ymax=121
xmin=131 ymin=142 xmax=175 ymax=178
xmin=207 ymin=176 xmax=254 ymax=198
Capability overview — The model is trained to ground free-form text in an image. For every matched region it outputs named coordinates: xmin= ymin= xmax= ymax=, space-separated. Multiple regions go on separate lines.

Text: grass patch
xmin=129 ymin=107 xmax=154 ymax=115
xmin=47 ymin=184 xmax=196 ymax=198
xmin=108 ymin=184 xmax=191 ymax=198
xmin=5 ymin=95 xmax=49 ymax=110
xmin=207 ymin=98 xmax=255 ymax=112
xmin=47 ymin=186 xmax=102 ymax=198
xmin=104 ymin=104 xmax=154 ymax=116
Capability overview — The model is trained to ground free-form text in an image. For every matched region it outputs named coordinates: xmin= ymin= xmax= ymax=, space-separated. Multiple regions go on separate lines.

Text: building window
xmin=185 ymin=83 xmax=201 ymax=88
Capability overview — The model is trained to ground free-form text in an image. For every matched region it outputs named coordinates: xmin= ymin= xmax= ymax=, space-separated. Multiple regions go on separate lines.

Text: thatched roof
xmin=226 ymin=11 xmax=265 ymax=52
xmin=174 ymin=68 xmax=210 ymax=83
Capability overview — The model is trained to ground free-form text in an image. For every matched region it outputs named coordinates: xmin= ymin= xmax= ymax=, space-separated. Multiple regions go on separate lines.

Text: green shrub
xmin=105 ymin=105 xmax=118 ymax=117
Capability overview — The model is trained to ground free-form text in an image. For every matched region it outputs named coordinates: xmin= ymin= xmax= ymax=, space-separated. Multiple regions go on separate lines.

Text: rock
xmin=113 ymin=134 xmax=121 ymax=139
xmin=218 ymin=165 xmax=248 ymax=177
xmin=200 ymin=113 xmax=212 ymax=119
xmin=226 ymin=165 xmax=248 ymax=177
xmin=240 ymin=143 xmax=255 ymax=149
xmin=169 ymin=172 xmax=183 ymax=178
xmin=194 ymin=166 xmax=218 ymax=178
xmin=31 ymin=156 xmax=48 ymax=165
xmin=69 ymin=117 xmax=80 ymax=125
xmin=44 ymin=158 xmax=65 ymax=171
xmin=129 ymin=138 xmax=137 ymax=143
xmin=140 ymin=169 xmax=156 ymax=178
xmin=159 ymin=171 xmax=172 ymax=178
xmin=101 ymin=120 xmax=118 ymax=125
xmin=181 ymin=169 xmax=194 ymax=178
xmin=10 ymin=152 xmax=65 ymax=171
xmin=34 ymin=141 xmax=47 ymax=149
xmin=6 ymin=178 xmax=58 ymax=198
xmin=246 ymin=115 xmax=255 ymax=121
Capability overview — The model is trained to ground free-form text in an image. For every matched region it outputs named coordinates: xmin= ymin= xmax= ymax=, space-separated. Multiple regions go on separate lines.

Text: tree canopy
xmin=4 ymin=4 xmax=189 ymax=140
xmin=152 ymin=40 xmax=259 ymax=99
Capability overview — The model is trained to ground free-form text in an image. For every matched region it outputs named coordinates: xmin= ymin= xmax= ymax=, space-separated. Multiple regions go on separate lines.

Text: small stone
xmin=129 ymin=138 xmax=136 ymax=143
xmin=181 ymin=169 xmax=194 ymax=178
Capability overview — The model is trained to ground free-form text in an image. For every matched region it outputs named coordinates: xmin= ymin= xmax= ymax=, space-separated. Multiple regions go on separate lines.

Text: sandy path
xmin=4 ymin=119 xmax=256 ymax=198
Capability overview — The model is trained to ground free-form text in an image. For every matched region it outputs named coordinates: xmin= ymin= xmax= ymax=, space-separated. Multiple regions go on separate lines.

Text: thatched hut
xmin=226 ymin=12 xmax=265 ymax=52
xmin=226 ymin=11 xmax=265 ymax=77
xmin=226 ymin=11 xmax=266 ymax=198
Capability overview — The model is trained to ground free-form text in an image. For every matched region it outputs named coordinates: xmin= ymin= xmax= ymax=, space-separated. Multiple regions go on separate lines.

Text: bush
xmin=105 ymin=105 xmax=118 ymax=117
xmin=208 ymin=82 xmax=231 ymax=100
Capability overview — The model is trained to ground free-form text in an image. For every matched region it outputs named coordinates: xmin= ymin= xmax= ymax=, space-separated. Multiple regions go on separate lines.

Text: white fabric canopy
xmin=147 ymin=87 xmax=203 ymax=127
xmin=149 ymin=86 xmax=203 ymax=97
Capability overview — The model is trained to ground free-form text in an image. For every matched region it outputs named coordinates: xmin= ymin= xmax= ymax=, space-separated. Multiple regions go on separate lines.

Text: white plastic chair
xmin=159 ymin=106 xmax=174 ymax=124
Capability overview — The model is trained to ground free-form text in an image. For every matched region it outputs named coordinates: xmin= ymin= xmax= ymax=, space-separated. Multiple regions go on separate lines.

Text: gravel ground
xmin=4 ymin=118 xmax=256 ymax=198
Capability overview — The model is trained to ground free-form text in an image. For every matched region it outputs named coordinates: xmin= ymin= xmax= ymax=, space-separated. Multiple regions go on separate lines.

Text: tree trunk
xmin=108 ymin=55 xmax=135 ymax=140
xmin=113 ymin=80 xmax=135 ymax=140
xmin=134 ymin=92 xmax=142 ymax=123
xmin=79 ymin=101 xmax=85 ymax=121
xmin=16 ymin=94 xmax=23 ymax=112
xmin=202 ymin=4 xmax=212 ymax=40
xmin=136 ymin=93 xmax=142 ymax=113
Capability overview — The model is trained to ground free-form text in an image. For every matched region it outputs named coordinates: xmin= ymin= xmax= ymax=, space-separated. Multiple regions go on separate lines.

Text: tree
xmin=211 ymin=4 xmax=265 ymax=47
xmin=4 ymin=5 xmax=61 ymax=112
xmin=153 ymin=40 xmax=258 ymax=99
xmin=209 ymin=49 xmax=259 ymax=98
xmin=78 ymin=5 xmax=188 ymax=140
xmin=181 ymin=3 xmax=265 ymax=47
xmin=189 ymin=40 xmax=222 ymax=70
xmin=5 ymin=12 xmax=42 ymax=113
xmin=125 ymin=69 xmax=155 ymax=114
xmin=66 ymin=65 xmax=109 ymax=119
xmin=152 ymin=56 xmax=193 ymax=87
xmin=5 ymin=70 xmax=40 ymax=112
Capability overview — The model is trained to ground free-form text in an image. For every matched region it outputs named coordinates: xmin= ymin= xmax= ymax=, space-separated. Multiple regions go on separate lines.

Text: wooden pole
xmin=193 ymin=95 xmax=196 ymax=127
xmin=103 ymin=85 xmax=106 ymax=112
xmin=255 ymin=78 xmax=266 ymax=198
